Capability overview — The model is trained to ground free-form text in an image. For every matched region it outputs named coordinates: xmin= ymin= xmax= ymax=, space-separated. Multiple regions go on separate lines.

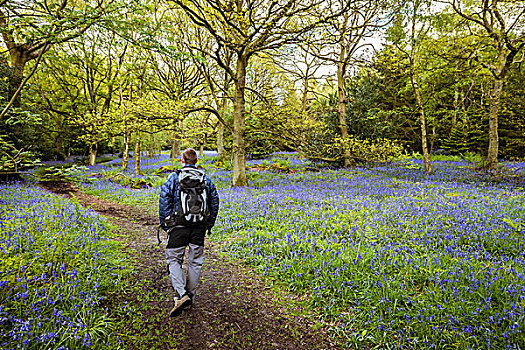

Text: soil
xmin=39 ymin=180 xmax=342 ymax=350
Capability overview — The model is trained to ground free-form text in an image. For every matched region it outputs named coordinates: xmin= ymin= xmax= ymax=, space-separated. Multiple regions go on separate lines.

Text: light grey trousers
xmin=166 ymin=244 xmax=204 ymax=298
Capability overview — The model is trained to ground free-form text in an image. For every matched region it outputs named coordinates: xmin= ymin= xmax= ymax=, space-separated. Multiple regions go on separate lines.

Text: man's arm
xmin=159 ymin=173 xmax=177 ymax=226
xmin=207 ymin=177 xmax=220 ymax=229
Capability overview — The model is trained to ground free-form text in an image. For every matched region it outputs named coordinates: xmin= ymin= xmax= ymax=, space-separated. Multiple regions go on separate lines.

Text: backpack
xmin=176 ymin=167 xmax=210 ymax=226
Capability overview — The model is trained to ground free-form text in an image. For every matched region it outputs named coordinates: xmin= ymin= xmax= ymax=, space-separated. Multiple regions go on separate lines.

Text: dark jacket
xmin=159 ymin=165 xmax=220 ymax=229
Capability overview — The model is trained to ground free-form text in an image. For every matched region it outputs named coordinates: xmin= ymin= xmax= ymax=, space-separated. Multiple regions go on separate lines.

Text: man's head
xmin=181 ymin=148 xmax=198 ymax=165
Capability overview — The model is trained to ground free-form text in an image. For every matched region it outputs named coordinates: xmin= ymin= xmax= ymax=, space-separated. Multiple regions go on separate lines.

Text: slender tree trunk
xmin=452 ymin=88 xmax=459 ymax=130
xmin=88 ymin=142 xmax=97 ymax=166
xmin=487 ymin=78 xmax=502 ymax=169
xmin=410 ymin=71 xmax=432 ymax=174
xmin=217 ymin=94 xmax=227 ymax=159
xmin=56 ymin=132 xmax=64 ymax=159
xmin=430 ymin=124 xmax=436 ymax=154
xmin=232 ymin=54 xmax=248 ymax=187
xmin=134 ymin=132 xmax=141 ymax=174
xmin=217 ymin=121 xmax=225 ymax=158
xmin=170 ymin=119 xmax=182 ymax=158
xmin=170 ymin=139 xmax=180 ymax=158
xmin=217 ymin=72 xmax=229 ymax=159
xmin=148 ymin=135 xmax=154 ymax=158
xmin=337 ymin=48 xmax=352 ymax=167
xmin=199 ymin=144 xmax=204 ymax=157
xmin=301 ymin=75 xmax=309 ymax=112
xmin=122 ymin=130 xmax=130 ymax=171
xmin=403 ymin=2 xmax=431 ymax=174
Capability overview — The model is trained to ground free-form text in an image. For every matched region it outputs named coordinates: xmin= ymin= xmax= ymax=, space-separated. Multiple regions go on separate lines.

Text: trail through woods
xmin=40 ymin=181 xmax=340 ymax=350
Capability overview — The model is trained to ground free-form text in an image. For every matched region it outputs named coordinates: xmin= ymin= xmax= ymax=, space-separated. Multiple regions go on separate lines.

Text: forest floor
xmin=39 ymin=180 xmax=342 ymax=350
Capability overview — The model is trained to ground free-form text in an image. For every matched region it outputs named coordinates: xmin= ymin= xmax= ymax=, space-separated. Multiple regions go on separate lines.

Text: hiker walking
xmin=159 ymin=148 xmax=220 ymax=317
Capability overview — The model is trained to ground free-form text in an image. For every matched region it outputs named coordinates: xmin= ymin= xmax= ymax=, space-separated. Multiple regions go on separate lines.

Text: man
xmin=159 ymin=148 xmax=220 ymax=317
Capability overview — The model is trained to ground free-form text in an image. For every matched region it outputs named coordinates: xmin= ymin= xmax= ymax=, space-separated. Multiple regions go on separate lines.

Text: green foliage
xmin=95 ymin=168 xmax=163 ymax=189
xmin=410 ymin=151 xmax=483 ymax=163
xmin=311 ymin=135 xmax=405 ymax=165
xmin=500 ymin=66 xmax=525 ymax=160
xmin=35 ymin=165 xmax=90 ymax=182
xmin=0 ymin=135 xmax=40 ymax=172
xmin=346 ymin=67 xmax=413 ymax=141
xmin=440 ymin=121 xmax=484 ymax=155
xmin=249 ymin=158 xmax=293 ymax=173
xmin=214 ymin=155 xmax=232 ymax=170
xmin=152 ymin=165 xmax=179 ymax=175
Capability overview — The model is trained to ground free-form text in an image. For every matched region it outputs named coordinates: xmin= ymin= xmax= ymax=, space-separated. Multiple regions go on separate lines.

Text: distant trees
xmin=342 ymin=12 xmax=524 ymax=161
xmin=448 ymin=0 xmax=525 ymax=168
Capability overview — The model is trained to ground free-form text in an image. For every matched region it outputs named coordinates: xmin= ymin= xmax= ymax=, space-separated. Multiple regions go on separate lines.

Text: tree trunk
xmin=217 ymin=97 xmax=226 ymax=159
xmin=8 ymin=51 xmax=30 ymax=108
xmin=430 ymin=124 xmax=436 ymax=154
xmin=56 ymin=132 xmax=64 ymax=160
xmin=134 ymin=132 xmax=141 ymax=174
xmin=170 ymin=119 xmax=182 ymax=158
xmin=232 ymin=54 xmax=248 ymax=187
xmin=88 ymin=142 xmax=97 ymax=166
xmin=148 ymin=135 xmax=154 ymax=158
xmin=199 ymin=144 xmax=204 ymax=157
xmin=217 ymin=120 xmax=225 ymax=158
xmin=170 ymin=131 xmax=181 ymax=158
xmin=452 ymin=87 xmax=459 ymax=130
xmin=170 ymin=140 xmax=180 ymax=159
xmin=410 ymin=71 xmax=432 ymax=174
xmin=487 ymin=78 xmax=503 ymax=169
xmin=302 ymin=75 xmax=309 ymax=112
xmin=122 ymin=130 xmax=130 ymax=171
xmin=217 ymin=74 xmax=229 ymax=159
xmin=337 ymin=49 xmax=352 ymax=167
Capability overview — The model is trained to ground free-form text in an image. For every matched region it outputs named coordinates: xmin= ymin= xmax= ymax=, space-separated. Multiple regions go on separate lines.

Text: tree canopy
xmin=1 ymin=0 xmax=523 ymax=182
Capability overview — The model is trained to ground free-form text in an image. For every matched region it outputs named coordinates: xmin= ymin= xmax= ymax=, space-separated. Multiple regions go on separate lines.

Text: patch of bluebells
xmin=0 ymin=183 xmax=122 ymax=349
xmin=48 ymin=152 xmax=525 ymax=347
xmin=69 ymin=152 xmax=231 ymax=208
xmin=214 ymin=159 xmax=525 ymax=349
xmin=378 ymin=158 xmax=525 ymax=189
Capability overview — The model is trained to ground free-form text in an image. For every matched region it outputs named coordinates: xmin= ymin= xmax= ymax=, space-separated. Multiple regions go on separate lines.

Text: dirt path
xmin=40 ymin=181 xmax=340 ymax=350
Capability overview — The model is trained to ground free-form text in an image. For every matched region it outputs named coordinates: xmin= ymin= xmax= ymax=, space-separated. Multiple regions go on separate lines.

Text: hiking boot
xmin=169 ymin=294 xmax=192 ymax=317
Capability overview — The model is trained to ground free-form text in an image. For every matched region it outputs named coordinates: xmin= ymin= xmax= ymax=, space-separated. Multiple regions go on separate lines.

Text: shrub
xmin=321 ymin=136 xmax=405 ymax=165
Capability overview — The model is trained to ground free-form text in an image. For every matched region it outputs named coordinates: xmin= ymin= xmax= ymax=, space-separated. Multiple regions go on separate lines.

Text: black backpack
xmin=175 ymin=167 xmax=210 ymax=226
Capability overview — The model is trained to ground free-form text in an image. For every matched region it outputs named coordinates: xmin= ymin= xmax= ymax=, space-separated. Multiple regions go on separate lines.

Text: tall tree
xmin=448 ymin=0 xmax=525 ymax=169
xmin=170 ymin=0 xmax=351 ymax=186
xmin=0 ymin=0 xmax=119 ymax=114
xmin=390 ymin=0 xmax=433 ymax=173
xmin=31 ymin=29 xmax=123 ymax=166
xmin=317 ymin=0 xmax=390 ymax=167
